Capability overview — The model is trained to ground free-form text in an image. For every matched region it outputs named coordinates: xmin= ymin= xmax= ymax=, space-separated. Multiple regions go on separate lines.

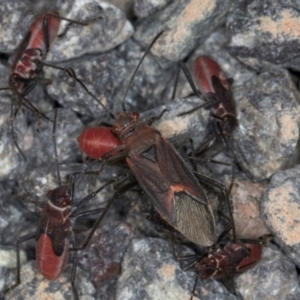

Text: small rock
xmin=227 ymin=1 xmax=300 ymax=71
xmin=262 ymin=165 xmax=300 ymax=267
xmin=134 ymin=0 xmax=232 ymax=67
xmin=24 ymin=108 xmax=83 ymax=167
xmin=4 ymin=261 xmax=95 ymax=300
xmin=0 ymin=1 xmax=32 ymax=53
xmin=77 ymin=222 xmax=134 ymax=299
xmin=230 ymin=175 xmax=270 ymax=239
xmin=134 ymin=0 xmax=171 ymax=18
xmin=232 ymin=69 xmax=300 ymax=181
xmin=236 ymin=245 xmax=300 ymax=300
xmin=117 ymin=238 xmax=236 ymax=300
xmin=141 ymin=97 xmax=208 ymax=142
xmin=45 ymin=40 xmax=175 ymax=119
xmin=0 ymin=100 xmax=27 ymax=180
xmin=48 ymin=0 xmax=134 ymax=62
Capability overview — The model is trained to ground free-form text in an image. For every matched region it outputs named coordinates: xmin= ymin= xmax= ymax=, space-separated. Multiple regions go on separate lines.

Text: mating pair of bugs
xmin=1 ymin=8 xmax=263 ymax=300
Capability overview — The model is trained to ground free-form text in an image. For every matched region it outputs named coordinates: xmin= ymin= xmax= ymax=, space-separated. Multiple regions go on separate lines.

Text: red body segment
xmin=36 ymin=234 xmax=69 ymax=280
xmin=77 ymin=126 xmax=122 ymax=159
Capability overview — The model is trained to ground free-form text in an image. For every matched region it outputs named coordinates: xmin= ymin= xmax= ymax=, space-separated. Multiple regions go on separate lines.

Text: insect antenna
xmin=120 ymin=31 xmax=164 ymax=112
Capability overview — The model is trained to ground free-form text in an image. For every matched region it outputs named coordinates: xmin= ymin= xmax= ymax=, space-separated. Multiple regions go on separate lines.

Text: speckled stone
xmin=140 ymin=97 xmax=208 ymax=142
xmin=0 ymin=1 xmax=32 ymax=53
xmin=236 ymin=245 xmax=300 ymax=300
xmin=262 ymin=165 xmax=300 ymax=267
xmin=134 ymin=0 xmax=171 ymax=18
xmin=4 ymin=261 xmax=95 ymax=300
xmin=0 ymin=98 xmax=28 ymax=180
xmin=48 ymin=0 xmax=134 ymax=62
xmin=77 ymin=223 xmax=134 ymax=299
xmin=134 ymin=0 xmax=232 ymax=67
xmin=230 ymin=176 xmax=270 ymax=239
xmin=227 ymin=0 xmax=300 ymax=71
xmin=232 ymin=69 xmax=300 ymax=181
xmin=45 ymin=51 xmax=126 ymax=118
xmin=116 ymin=238 xmax=236 ymax=300
xmin=23 ymin=108 xmax=83 ymax=167
xmin=45 ymin=40 xmax=176 ymax=119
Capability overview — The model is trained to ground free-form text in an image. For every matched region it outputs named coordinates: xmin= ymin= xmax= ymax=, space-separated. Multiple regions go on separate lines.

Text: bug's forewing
xmin=127 ymin=154 xmax=176 ymax=223
xmin=156 ymin=136 xmax=216 ymax=246
xmin=212 ymin=76 xmax=235 ymax=115
xmin=36 ymin=215 xmax=70 ymax=256
xmin=127 ymin=134 xmax=215 ymax=246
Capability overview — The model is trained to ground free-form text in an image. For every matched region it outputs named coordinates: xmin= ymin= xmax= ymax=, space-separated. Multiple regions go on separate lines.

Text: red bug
xmin=0 ymin=10 xmax=101 ymax=160
xmin=195 ymin=240 xmax=262 ymax=279
xmin=179 ymin=56 xmax=237 ymax=160
xmin=179 ymin=223 xmax=264 ymax=298
xmin=193 ymin=56 xmax=237 ymax=139
xmin=76 ymin=33 xmax=236 ymax=252
xmin=3 ymin=109 xmax=108 ymax=299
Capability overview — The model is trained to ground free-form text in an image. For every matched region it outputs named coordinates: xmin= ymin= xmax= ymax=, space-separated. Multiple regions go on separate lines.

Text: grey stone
xmin=140 ymin=97 xmax=208 ymax=143
xmin=134 ymin=0 xmax=171 ymax=18
xmin=0 ymin=95 xmax=28 ymax=180
xmin=24 ymin=108 xmax=83 ymax=167
xmin=45 ymin=40 xmax=176 ymax=119
xmin=262 ymin=165 xmax=300 ymax=267
xmin=4 ymin=261 xmax=95 ymax=300
xmin=48 ymin=0 xmax=134 ymax=62
xmin=116 ymin=238 xmax=236 ymax=300
xmin=232 ymin=69 xmax=300 ymax=181
xmin=134 ymin=0 xmax=232 ymax=67
xmin=230 ymin=175 xmax=270 ymax=239
xmin=0 ymin=1 xmax=32 ymax=53
xmin=227 ymin=0 xmax=300 ymax=71
xmin=236 ymin=245 xmax=300 ymax=300
xmin=77 ymin=223 xmax=134 ymax=299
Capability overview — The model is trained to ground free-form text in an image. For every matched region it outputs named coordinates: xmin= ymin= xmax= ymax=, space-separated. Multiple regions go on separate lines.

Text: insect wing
xmin=127 ymin=134 xmax=215 ymax=246
xmin=211 ymin=76 xmax=235 ymax=115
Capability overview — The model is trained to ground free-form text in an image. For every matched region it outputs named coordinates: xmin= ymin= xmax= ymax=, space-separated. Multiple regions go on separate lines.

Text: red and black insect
xmin=195 ymin=240 xmax=262 ymax=280
xmin=3 ymin=109 xmax=108 ymax=299
xmin=76 ymin=33 xmax=236 ymax=252
xmin=180 ymin=56 xmax=237 ymax=160
xmin=179 ymin=224 xmax=264 ymax=298
xmin=0 ymin=10 xmax=101 ymax=160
